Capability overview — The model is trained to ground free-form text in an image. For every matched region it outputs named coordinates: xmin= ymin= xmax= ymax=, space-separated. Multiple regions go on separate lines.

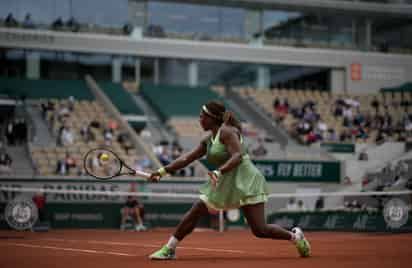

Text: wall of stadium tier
xmin=0 ymin=77 xmax=94 ymax=100
xmin=1 ymin=28 xmax=412 ymax=93
xmin=140 ymin=82 xmax=227 ymax=121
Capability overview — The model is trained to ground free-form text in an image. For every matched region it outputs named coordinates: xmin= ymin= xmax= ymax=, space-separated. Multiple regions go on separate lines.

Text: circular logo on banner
xmin=383 ymin=198 xmax=409 ymax=229
xmin=5 ymin=196 xmax=38 ymax=231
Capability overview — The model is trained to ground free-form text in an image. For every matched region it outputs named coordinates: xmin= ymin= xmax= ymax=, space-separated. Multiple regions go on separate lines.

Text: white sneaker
xmin=135 ymin=224 xmax=147 ymax=232
xmin=120 ymin=224 xmax=126 ymax=231
xmin=291 ymin=227 xmax=311 ymax=257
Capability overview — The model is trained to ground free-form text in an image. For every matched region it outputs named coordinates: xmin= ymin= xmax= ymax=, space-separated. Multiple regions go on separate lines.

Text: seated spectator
xmin=55 ymin=159 xmax=68 ymax=175
xmin=58 ymin=104 xmax=70 ymax=121
xmin=80 ymin=122 xmax=95 ymax=142
xmin=107 ymin=120 xmax=119 ymax=131
xmin=297 ymin=200 xmax=307 ymax=211
xmin=326 ymin=129 xmax=338 ymax=142
xmin=117 ymin=132 xmax=133 ymax=153
xmin=55 ymin=153 xmax=76 ymax=175
xmin=5 ymin=13 xmax=18 ymax=27
xmin=358 ymin=149 xmax=369 ymax=161
xmin=251 ymin=138 xmax=268 ymax=157
xmin=122 ymin=22 xmax=133 ymax=35
xmin=32 ymin=192 xmax=47 ymax=223
xmin=285 ymin=198 xmax=298 ymax=211
xmin=89 ymin=118 xmax=101 ymax=129
xmin=66 ymin=17 xmax=80 ymax=32
xmin=6 ymin=120 xmax=15 ymax=145
xmin=51 ymin=17 xmax=64 ymax=30
xmin=22 ymin=13 xmax=35 ymax=29
xmin=60 ymin=126 xmax=75 ymax=146
xmin=371 ymin=96 xmax=380 ymax=113
xmin=0 ymin=151 xmax=12 ymax=174
xmin=103 ymin=128 xmax=114 ymax=145
xmin=120 ymin=196 xmax=146 ymax=231
xmin=68 ymin=96 xmax=75 ymax=111
xmin=315 ymin=197 xmax=324 ymax=211
xmin=343 ymin=175 xmax=352 ymax=185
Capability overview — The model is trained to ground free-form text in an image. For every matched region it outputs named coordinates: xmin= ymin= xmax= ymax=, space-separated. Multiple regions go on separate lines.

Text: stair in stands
xmin=6 ymin=145 xmax=35 ymax=176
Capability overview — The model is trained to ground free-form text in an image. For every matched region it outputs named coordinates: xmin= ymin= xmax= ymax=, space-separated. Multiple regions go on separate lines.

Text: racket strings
xmin=84 ymin=149 xmax=122 ymax=179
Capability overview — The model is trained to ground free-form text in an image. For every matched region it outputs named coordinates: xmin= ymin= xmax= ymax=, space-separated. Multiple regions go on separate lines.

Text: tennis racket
xmin=83 ymin=148 xmax=151 ymax=180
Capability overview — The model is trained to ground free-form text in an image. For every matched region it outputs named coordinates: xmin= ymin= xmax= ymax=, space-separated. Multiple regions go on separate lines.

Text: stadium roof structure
xmin=154 ymin=0 xmax=412 ymax=18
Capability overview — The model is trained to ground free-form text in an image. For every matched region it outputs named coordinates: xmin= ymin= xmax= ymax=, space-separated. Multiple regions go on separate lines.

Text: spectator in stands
xmin=297 ymin=200 xmax=307 ymax=211
xmin=58 ymin=104 xmax=70 ymax=122
xmin=117 ymin=132 xmax=133 ymax=153
xmin=66 ymin=17 xmax=80 ymax=32
xmin=326 ymin=129 xmax=338 ymax=142
xmin=343 ymin=175 xmax=352 ymax=185
xmin=15 ymin=118 xmax=28 ymax=144
xmin=371 ymin=96 xmax=380 ymax=113
xmin=333 ymin=103 xmax=343 ymax=117
xmin=51 ymin=17 xmax=64 ymax=30
xmin=358 ymin=149 xmax=369 ymax=161
xmin=0 ymin=151 xmax=12 ymax=174
xmin=5 ymin=120 xmax=15 ymax=145
xmin=120 ymin=195 xmax=146 ymax=231
xmin=41 ymin=100 xmax=55 ymax=119
xmin=122 ymin=22 xmax=133 ymax=35
xmin=22 ymin=13 xmax=35 ymax=29
xmin=55 ymin=153 xmax=75 ymax=175
xmin=55 ymin=159 xmax=68 ymax=175
xmin=251 ymin=137 xmax=268 ymax=158
xmin=60 ymin=126 xmax=75 ymax=146
xmin=32 ymin=192 xmax=47 ymax=223
xmin=80 ymin=122 xmax=95 ymax=143
xmin=68 ymin=96 xmax=75 ymax=111
xmin=103 ymin=128 xmax=114 ymax=145
xmin=5 ymin=13 xmax=18 ymax=27
xmin=315 ymin=197 xmax=324 ymax=211
xmin=89 ymin=118 xmax=101 ymax=129
xmin=285 ymin=198 xmax=298 ymax=211
xmin=107 ymin=119 xmax=119 ymax=131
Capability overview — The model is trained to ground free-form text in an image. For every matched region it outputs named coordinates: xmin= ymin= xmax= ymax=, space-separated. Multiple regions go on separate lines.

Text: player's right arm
xmin=150 ymin=134 xmax=210 ymax=180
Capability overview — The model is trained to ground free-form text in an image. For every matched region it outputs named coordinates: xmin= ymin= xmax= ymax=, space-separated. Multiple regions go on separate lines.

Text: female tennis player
xmin=148 ymin=100 xmax=311 ymax=260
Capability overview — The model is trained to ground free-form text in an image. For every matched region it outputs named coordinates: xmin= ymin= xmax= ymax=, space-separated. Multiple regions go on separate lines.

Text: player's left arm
xmin=217 ymin=125 xmax=243 ymax=175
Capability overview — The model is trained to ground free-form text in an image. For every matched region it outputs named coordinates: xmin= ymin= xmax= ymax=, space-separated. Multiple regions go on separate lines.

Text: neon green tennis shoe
xmin=292 ymin=227 xmax=311 ymax=257
xmin=149 ymin=245 xmax=176 ymax=260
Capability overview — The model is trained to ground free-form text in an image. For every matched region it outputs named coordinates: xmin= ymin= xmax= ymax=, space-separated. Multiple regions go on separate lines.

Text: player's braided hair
xmin=204 ymin=100 xmax=242 ymax=132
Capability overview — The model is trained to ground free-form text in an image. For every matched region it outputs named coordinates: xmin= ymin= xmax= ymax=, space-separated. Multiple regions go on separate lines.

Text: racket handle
xmin=135 ymin=170 xmax=151 ymax=179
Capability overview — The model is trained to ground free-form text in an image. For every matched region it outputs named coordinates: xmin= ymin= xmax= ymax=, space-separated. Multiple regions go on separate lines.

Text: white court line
xmin=39 ymin=238 xmax=246 ymax=254
xmin=0 ymin=242 xmax=136 ymax=257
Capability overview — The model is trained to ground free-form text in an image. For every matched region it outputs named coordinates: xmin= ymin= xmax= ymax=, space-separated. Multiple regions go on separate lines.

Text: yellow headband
xmin=202 ymin=105 xmax=221 ymax=120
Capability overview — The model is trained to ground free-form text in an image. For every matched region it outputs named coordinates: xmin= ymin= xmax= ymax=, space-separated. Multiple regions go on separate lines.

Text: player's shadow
xmin=0 ymin=236 xmax=25 ymax=240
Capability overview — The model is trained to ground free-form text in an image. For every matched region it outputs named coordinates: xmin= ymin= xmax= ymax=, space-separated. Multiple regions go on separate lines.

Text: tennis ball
xmin=100 ymin=153 xmax=109 ymax=161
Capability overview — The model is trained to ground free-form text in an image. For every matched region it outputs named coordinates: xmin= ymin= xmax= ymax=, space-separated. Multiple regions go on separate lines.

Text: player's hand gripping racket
xmin=83 ymin=148 xmax=152 ymax=181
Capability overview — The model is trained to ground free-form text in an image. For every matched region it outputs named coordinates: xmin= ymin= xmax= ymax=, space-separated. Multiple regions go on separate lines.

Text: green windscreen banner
xmin=200 ymin=159 xmax=341 ymax=183
xmin=321 ymin=143 xmax=355 ymax=153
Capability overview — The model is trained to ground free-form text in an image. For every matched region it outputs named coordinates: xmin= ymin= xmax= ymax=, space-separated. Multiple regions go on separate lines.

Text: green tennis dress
xmin=199 ymin=128 xmax=269 ymax=210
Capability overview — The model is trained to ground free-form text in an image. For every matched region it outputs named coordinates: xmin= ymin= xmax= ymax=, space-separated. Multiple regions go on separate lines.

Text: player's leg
xmin=242 ymin=202 xmax=311 ymax=257
xmin=242 ymin=202 xmax=292 ymax=240
xmin=133 ymin=207 xmax=146 ymax=231
xmin=149 ymin=200 xmax=209 ymax=260
xmin=120 ymin=207 xmax=129 ymax=230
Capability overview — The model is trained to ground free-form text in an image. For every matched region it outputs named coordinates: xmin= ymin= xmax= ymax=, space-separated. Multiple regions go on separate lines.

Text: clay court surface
xmin=0 ymin=229 xmax=411 ymax=268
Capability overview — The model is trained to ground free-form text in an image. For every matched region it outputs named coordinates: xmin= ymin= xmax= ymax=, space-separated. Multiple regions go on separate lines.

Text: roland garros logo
xmin=5 ymin=197 xmax=38 ymax=230
xmin=383 ymin=198 xmax=409 ymax=229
